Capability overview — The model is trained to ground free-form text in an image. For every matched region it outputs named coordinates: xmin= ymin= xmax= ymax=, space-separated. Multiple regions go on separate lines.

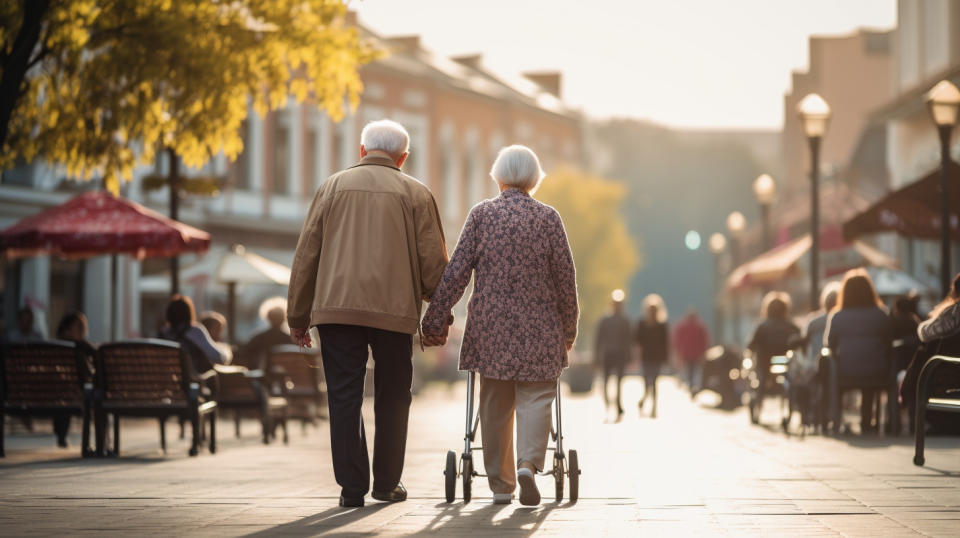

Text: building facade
xmin=0 ymin=14 xmax=584 ymax=343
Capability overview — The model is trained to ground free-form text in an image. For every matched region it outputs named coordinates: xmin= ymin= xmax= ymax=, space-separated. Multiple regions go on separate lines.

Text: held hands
xmin=291 ymin=327 xmax=312 ymax=348
xmin=422 ymin=314 xmax=454 ymax=347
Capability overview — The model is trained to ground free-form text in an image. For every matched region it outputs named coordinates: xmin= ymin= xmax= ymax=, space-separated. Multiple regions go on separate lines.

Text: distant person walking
xmin=635 ymin=294 xmax=669 ymax=417
xmin=422 ymin=145 xmax=579 ymax=506
xmin=287 ymin=120 xmax=448 ymax=508
xmin=673 ymin=308 xmax=709 ymax=395
xmin=595 ymin=290 xmax=632 ymax=418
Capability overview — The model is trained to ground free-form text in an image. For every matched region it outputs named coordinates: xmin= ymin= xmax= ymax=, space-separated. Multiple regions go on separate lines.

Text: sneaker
xmin=517 ymin=467 xmax=540 ymax=506
xmin=493 ymin=493 xmax=513 ymax=504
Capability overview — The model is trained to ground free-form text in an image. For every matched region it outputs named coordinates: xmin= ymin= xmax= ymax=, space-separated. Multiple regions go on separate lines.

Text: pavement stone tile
xmin=2 ymin=377 xmax=959 ymax=536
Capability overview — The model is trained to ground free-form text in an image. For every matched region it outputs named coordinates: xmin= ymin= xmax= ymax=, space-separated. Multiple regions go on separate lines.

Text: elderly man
xmin=287 ymin=119 xmax=448 ymax=508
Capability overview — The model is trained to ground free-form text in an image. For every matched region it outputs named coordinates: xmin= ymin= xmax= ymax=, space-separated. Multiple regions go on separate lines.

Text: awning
xmin=140 ymin=245 xmax=290 ymax=294
xmin=216 ymin=245 xmax=291 ymax=285
xmin=726 ymin=233 xmax=898 ymax=291
xmin=843 ymin=164 xmax=960 ymax=241
xmin=727 ymin=235 xmax=811 ymax=290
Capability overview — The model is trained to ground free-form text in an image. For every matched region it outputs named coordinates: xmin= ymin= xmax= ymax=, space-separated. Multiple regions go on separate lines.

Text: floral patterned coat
xmin=421 ymin=188 xmax=579 ymax=382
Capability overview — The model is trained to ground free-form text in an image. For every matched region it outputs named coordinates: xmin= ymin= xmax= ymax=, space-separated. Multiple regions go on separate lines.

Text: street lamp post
xmin=798 ymin=93 xmax=831 ymax=311
xmin=709 ymin=232 xmax=727 ymax=343
xmin=925 ymin=80 xmax=960 ymax=297
xmin=752 ymin=174 xmax=776 ymax=250
xmin=726 ymin=211 xmax=746 ymax=345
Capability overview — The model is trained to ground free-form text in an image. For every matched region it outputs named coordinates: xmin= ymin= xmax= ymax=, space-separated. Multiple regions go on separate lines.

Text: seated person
xmin=901 ymin=272 xmax=960 ymax=434
xmin=891 ymin=294 xmax=922 ymax=372
xmin=51 ymin=311 xmax=96 ymax=448
xmin=238 ymin=306 xmax=292 ymax=370
xmin=8 ymin=307 xmax=43 ymax=342
xmin=160 ymin=295 xmax=231 ymax=376
xmin=199 ymin=310 xmax=234 ymax=361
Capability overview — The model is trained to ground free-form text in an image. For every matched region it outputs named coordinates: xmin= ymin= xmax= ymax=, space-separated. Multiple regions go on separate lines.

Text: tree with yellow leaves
xmin=0 ymin=0 xmax=376 ymax=192
xmin=536 ymin=168 xmax=641 ymax=348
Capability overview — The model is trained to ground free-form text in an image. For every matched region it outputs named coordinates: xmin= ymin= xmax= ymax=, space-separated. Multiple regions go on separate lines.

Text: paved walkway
xmin=1 ymin=377 xmax=959 ymax=536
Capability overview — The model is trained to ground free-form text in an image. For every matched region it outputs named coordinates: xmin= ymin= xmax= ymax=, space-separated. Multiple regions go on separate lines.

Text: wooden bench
xmin=215 ymin=364 xmax=288 ymax=444
xmin=1 ymin=341 xmax=94 ymax=457
xmin=913 ymin=355 xmax=960 ymax=466
xmin=95 ymin=339 xmax=216 ymax=457
xmin=267 ymin=345 xmax=326 ymax=432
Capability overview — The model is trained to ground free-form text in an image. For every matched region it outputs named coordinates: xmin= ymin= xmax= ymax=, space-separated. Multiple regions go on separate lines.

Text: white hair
xmin=490 ymin=145 xmax=545 ymax=192
xmin=360 ymin=119 xmax=410 ymax=158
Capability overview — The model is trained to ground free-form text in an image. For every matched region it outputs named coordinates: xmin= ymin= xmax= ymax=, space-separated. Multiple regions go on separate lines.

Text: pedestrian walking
xmin=287 ymin=120 xmax=448 ymax=508
xmin=421 ymin=145 xmax=579 ymax=506
xmin=595 ymin=290 xmax=632 ymax=419
xmin=673 ymin=308 xmax=709 ymax=396
xmin=635 ymin=294 xmax=669 ymax=417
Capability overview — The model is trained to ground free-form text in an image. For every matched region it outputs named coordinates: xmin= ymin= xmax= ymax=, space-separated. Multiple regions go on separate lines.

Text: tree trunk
xmin=0 ymin=0 xmax=51 ymax=152
xmin=167 ymin=147 xmax=180 ymax=295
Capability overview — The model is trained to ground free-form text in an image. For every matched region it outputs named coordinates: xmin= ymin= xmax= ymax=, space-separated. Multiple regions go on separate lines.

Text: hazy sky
xmin=352 ymin=0 xmax=896 ymax=130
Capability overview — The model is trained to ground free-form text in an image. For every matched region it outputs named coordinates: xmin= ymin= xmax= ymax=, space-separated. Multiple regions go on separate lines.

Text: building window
xmin=332 ymin=122 xmax=345 ymax=171
xmin=443 ymin=150 xmax=460 ymax=221
xmin=305 ymin=126 xmax=318 ymax=190
xmin=273 ymin=122 xmax=290 ymax=195
xmin=234 ymin=120 xmax=250 ymax=191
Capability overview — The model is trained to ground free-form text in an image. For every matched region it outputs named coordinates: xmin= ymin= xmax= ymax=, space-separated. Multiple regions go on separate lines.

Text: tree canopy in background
xmin=536 ymin=168 xmax=640 ymax=347
xmin=0 ymin=0 xmax=376 ymax=192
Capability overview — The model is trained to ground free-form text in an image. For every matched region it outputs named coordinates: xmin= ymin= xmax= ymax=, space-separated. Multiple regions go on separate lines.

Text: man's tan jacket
xmin=287 ymin=154 xmax=448 ymax=334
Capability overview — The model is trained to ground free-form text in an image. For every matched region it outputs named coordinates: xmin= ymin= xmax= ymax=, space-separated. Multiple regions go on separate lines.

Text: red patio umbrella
xmin=0 ymin=191 xmax=209 ymax=259
xmin=0 ymin=191 xmax=211 ymax=340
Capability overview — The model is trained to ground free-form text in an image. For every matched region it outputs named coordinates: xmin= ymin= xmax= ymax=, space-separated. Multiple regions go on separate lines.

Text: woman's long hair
xmin=929 ymin=272 xmax=960 ymax=319
xmin=642 ymin=293 xmax=668 ymax=324
xmin=836 ymin=269 xmax=883 ymax=310
xmin=760 ymin=291 xmax=791 ymax=321
xmin=165 ymin=294 xmax=197 ymax=329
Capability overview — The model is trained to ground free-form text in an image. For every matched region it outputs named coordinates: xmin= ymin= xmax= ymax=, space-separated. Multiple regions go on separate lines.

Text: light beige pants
xmin=478 ymin=376 xmax=557 ymax=494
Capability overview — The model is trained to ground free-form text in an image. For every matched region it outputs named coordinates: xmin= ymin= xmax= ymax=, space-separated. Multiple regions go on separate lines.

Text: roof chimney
xmin=523 ymin=71 xmax=562 ymax=98
xmin=384 ymin=35 xmax=421 ymax=54
xmin=451 ymin=54 xmax=483 ymax=70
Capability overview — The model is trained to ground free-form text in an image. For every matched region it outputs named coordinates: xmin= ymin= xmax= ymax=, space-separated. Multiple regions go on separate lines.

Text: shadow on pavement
xmin=424 ymin=500 xmax=566 ymax=534
xmin=241 ymin=504 xmax=389 ymax=537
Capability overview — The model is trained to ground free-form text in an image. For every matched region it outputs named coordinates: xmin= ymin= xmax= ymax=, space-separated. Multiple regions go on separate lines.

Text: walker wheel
xmin=444 ymin=450 xmax=456 ymax=503
xmin=553 ymin=453 xmax=565 ymax=503
xmin=462 ymin=454 xmax=473 ymax=503
xmin=568 ymin=449 xmax=579 ymax=502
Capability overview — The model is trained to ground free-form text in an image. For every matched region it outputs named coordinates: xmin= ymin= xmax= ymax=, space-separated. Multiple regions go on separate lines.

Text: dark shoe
xmin=371 ymin=483 xmax=407 ymax=503
xmin=339 ymin=495 xmax=364 ymax=507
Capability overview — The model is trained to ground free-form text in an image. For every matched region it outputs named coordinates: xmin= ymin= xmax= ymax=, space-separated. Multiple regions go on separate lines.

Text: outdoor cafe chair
xmin=913 ymin=354 xmax=960 ymax=466
xmin=215 ymin=364 xmax=289 ymax=445
xmin=266 ymin=345 xmax=326 ymax=433
xmin=821 ymin=347 xmax=899 ymax=435
xmin=93 ymin=339 xmax=217 ymax=457
xmin=1 ymin=340 xmax=94 ymax=457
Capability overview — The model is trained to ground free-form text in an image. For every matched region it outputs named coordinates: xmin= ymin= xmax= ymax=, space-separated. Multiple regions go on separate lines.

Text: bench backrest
xmin=218 ymin=371 xmax=259 ymax=402
xmin=97 ymin=340 xmax=189 ymax=405
xmin=1 ymin=341 xmax=85 ymax=409
xmin=267 ymin=345 xmax=322 ymax=395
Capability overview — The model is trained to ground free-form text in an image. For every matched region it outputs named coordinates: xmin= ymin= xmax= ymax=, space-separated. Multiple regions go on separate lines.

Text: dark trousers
xmin=640 ymin=362 xmax=660 ymax=416
xmin=316 ymin=324 xmax=413 ymax=498
xmin=602 ymin=359 xmax=626 ymax=412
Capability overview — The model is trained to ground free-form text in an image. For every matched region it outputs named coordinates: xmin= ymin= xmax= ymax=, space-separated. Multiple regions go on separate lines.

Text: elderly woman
xmin=422 ymin=145 xmax=578 ymax=506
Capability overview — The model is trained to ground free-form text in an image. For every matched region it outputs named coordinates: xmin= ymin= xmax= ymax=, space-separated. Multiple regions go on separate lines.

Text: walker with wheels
xmin=443 ymin=371 xmax=580 ymax=503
